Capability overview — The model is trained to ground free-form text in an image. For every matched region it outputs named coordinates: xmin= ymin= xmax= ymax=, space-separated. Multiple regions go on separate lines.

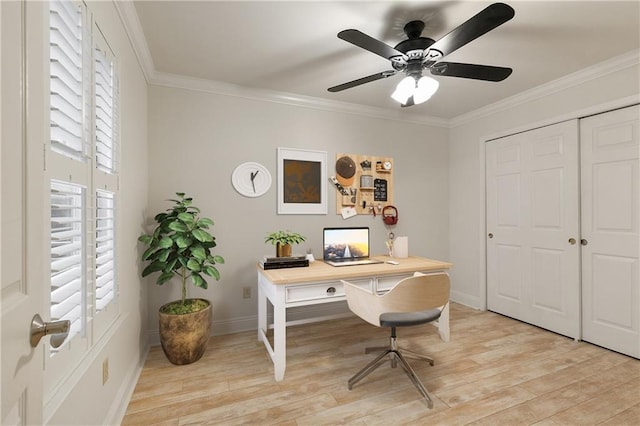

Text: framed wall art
xmin=277 ymin=147 xmax=327 ymax=214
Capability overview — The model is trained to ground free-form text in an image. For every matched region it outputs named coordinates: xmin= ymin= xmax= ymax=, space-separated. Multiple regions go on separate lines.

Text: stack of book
xmin=259 ymin=255 xmax=309 ymax=270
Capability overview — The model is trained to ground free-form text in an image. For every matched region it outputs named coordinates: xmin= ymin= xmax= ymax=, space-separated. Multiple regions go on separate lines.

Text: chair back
xmin=343 ymin=273 xmax=450 ymax=327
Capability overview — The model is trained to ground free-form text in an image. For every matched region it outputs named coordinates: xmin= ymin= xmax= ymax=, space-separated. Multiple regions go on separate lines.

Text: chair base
xmin=348 ymin=343 xmax=434 ymax=408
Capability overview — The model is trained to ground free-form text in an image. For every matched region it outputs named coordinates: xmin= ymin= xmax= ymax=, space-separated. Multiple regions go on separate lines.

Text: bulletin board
xmin=332 ymin=153 xmax=394 ymax=215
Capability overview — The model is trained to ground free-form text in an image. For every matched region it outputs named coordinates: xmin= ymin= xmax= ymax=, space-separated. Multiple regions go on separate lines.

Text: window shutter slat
xmin=50 ymin=180 xmax=85 ymax=344
xmin=50 ymin=0 xmax=88 ymax=161
xmin=95 ymin=190 xmax=115 ymax=312
xmin=94 ymin=46 xmax=117 ymax=174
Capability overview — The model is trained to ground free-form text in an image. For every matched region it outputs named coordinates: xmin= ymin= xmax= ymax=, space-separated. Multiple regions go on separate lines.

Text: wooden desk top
xmin=257 ymin=255 xmax=452 ymax=285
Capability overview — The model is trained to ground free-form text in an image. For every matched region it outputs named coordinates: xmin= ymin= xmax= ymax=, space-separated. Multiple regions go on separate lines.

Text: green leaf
xmin=213 ymin=255 xmax=225 ymax=264
xmin=158 ymin=237 xmax=173 ymax=248
xmin=191 ymin=246 xmax=206 ymax=261
xmin=138 ymin=235 xmax=153 ymax=245
xmin=197 ymin=218 xmax=213 ymax=228
xmin=175 ymin=235 xmax=191 ymax=249
xmin=176 ymin=192 xmax=185 ymax=198
xmin=157 ymin=271 xmax=174 ymax=285
xmin=142 ymin=261 xmax=164 ymax=277
xmin=142 ymin=246 xmax=158 ymax=261
xmin=202 ymin=266 xmax=220 ymax=280
xmin=154 ymin=212 xmax=168 ymax=222
xmin=192 ymin=228 xmax=213 ymax=243
xmin=165 ymin=257 xmax=178 ymax=272
xmin=177 ymin=212 xmax=195 ymax=224
xmin=191 ymin=273 xmax=207 ymax=289
xmin=186 ymin=259 xmax=201 ymax=271
xmin=158 ymin=248 xmax=171 ymax=262
xmin=168 ymin=221 xmax=189 ymax=233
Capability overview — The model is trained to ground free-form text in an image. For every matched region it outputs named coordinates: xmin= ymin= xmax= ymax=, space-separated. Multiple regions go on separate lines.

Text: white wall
xmin=145 ymin=85 xmax=450 ymax=337
xmin=47 ymin=1 xmax=148 ymax=424
xmin=448 ymin=61 xmax=640 ymax=309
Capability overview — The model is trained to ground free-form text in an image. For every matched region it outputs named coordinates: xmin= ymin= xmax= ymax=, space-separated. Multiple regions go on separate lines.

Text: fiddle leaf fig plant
xmin=138 ymin=192 xmax=224 ymax=311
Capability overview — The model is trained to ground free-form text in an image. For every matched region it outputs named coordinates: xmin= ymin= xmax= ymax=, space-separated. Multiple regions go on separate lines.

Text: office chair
xmin=341 ymin=272 xmax=450 ymax=408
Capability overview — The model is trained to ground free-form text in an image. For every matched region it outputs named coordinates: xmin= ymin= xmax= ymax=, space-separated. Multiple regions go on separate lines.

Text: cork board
xmin=333 ymin=153 xmax=394 ymax=215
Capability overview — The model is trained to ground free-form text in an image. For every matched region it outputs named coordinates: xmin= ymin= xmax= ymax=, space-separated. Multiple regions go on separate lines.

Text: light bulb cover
xmin=391 ymin=76 xmax=416 ymax=104
xmin=413 ymin=76 xmax=439 ymax=104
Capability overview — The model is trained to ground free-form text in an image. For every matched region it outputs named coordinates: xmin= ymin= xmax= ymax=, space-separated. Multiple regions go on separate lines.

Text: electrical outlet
xmin=102 ymin=358 xmax=109 ymax=385
xmin=242 ymin=287 xmax=251 ymax=299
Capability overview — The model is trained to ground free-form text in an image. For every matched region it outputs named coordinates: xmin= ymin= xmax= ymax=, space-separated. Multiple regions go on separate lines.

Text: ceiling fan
xmin=328 ymin=2 xmax=515 ymax=107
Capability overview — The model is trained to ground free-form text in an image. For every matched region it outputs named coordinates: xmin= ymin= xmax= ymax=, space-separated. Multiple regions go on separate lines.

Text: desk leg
xmin=438 ymin=302 xmax=450 ymax=342
xmin=258 ymin=281 xmax=266 ymax=341
xmin=273 ymin=294 xmax=286 ymax=381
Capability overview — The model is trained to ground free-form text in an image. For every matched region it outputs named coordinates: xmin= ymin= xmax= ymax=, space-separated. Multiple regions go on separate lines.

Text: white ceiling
xmin=132 ymin=1 xmax=640 ymax=120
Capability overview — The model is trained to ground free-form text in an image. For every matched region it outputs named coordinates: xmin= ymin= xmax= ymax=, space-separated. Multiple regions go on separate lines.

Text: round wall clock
xmin=231 ymin=162 xmax=272 ymax=197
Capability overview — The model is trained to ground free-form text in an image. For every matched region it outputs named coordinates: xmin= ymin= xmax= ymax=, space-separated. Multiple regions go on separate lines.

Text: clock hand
xmin=250 ymin=170 xmax=259 ymax=193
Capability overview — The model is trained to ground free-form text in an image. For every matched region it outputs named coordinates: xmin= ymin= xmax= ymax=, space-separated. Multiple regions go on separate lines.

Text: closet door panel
xmin=581 ymin=105 xmax=639 ymax=358
xmin=487 ymin=135 xmax=528 ymax=318
xmin=487 ymin=120 xmax=580 ymax=338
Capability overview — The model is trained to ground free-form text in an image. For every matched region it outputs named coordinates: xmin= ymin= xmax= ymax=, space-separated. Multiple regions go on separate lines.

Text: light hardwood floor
xmin=123 ymin=303 xmax=640 ymax=425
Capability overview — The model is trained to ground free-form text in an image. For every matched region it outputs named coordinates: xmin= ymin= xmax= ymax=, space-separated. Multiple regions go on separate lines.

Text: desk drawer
xmin=286 ymin=279 xmax=371 ymax=303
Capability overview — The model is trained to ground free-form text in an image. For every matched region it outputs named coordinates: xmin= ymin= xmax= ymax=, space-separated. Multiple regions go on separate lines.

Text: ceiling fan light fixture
xmin=391 ymin=76 xmax=415 ymax=104
xmin=413 ymin=76 xmax=439 ymax=104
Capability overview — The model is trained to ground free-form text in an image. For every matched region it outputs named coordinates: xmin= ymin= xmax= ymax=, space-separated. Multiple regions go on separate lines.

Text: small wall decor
xmin=334 ymin=153 xmax=394 ymax=215
xmin=231 ymin=162 xmax=272 ymax=197
xmin=277 ymin=147 xmax=327 ymax=214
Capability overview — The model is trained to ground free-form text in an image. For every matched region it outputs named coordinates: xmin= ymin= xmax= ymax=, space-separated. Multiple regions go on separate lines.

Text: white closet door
xmin=486 ymin=120 xmax=580 ymax=338
xmin=581 ymin=105 xmax=639 ymax=358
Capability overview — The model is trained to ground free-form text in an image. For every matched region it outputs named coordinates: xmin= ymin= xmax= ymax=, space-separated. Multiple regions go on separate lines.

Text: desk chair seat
xmin=342 ymin=273 xmax=450 ymax=408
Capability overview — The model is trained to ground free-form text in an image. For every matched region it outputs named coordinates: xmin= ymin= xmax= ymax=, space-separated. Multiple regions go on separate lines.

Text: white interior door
xmin=580 ymin=105 xmax=640 ymax=358
xmin=1 ymin=1 xmax=47 ymax=423
xmin=486 ymin=120 xmax=580 ymax=338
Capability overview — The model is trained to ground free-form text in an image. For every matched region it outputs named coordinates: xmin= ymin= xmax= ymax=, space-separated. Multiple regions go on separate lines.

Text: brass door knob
xmin=488 ymin=233 xmax=494 ymax=239
xmin=581 ymin=239 xmax=588 ymax=246
xmin=568 ymin=238 xmax=576 ymax=245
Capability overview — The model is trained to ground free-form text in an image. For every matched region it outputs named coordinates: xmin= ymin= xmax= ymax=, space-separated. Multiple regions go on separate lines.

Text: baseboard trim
xmin=108 ymin=344 xmax=150 ymax=425
xmin=147 ymin=302 xmax=352 ymax=346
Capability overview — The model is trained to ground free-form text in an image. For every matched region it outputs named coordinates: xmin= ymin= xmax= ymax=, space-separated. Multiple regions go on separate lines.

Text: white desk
xmin=257 ymin=255 xmax=452 ymax=381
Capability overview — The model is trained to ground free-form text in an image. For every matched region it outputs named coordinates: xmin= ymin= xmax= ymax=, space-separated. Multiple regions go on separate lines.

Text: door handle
xmin=488 ymin=233 xmax=494 ymax=239
xmin=581 ymin=239 xmax=588 ymax=246
xmin=568 ymin=238 xmax=576 ymax=245
xmin=30 ymin=314 xmax=70 ymax=348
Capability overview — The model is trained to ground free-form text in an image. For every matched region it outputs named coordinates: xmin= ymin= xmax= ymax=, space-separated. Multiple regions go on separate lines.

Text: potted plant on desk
xmin=138 ymin=192 xmax=224 ymax=365
xmin=265 ymin=230 xmax=306 ymax=257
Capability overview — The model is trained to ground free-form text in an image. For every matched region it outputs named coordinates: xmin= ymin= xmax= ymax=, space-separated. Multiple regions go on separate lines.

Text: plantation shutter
xmin=50 ymin=181 xmax=85 ymax=342
xmin=49 ymin=0 xmax=88 ymax=161
xmin=94 ymin=43 xmax=118 ymax=174
xmin=95 ymin=191 xmax=115 ymax=311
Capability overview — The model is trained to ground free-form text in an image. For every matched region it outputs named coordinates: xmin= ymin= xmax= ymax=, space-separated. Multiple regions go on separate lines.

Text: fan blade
xmin=328 ymin=70 xmax=397 ymax=92
xmin=428 ymin=3 xmax=514 ymax=58
xmin=430 ymin=62 xmax=512 ymax=81
xmin=338 ymin=29 xmax=407 ymax=61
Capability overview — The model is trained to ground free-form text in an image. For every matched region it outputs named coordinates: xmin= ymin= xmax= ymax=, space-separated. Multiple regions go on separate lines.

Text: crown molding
xmin=113 ymin=0 xmax=156 ymax=84
xmin=450 ymin=50 xmax=640 ymax=128
xmin=149 ymin=71 xmax=449 ymax=127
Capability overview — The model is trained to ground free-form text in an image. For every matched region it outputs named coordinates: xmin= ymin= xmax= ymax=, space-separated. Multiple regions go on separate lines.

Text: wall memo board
xmin=334 ymin=153 xmax=394 ymax=215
